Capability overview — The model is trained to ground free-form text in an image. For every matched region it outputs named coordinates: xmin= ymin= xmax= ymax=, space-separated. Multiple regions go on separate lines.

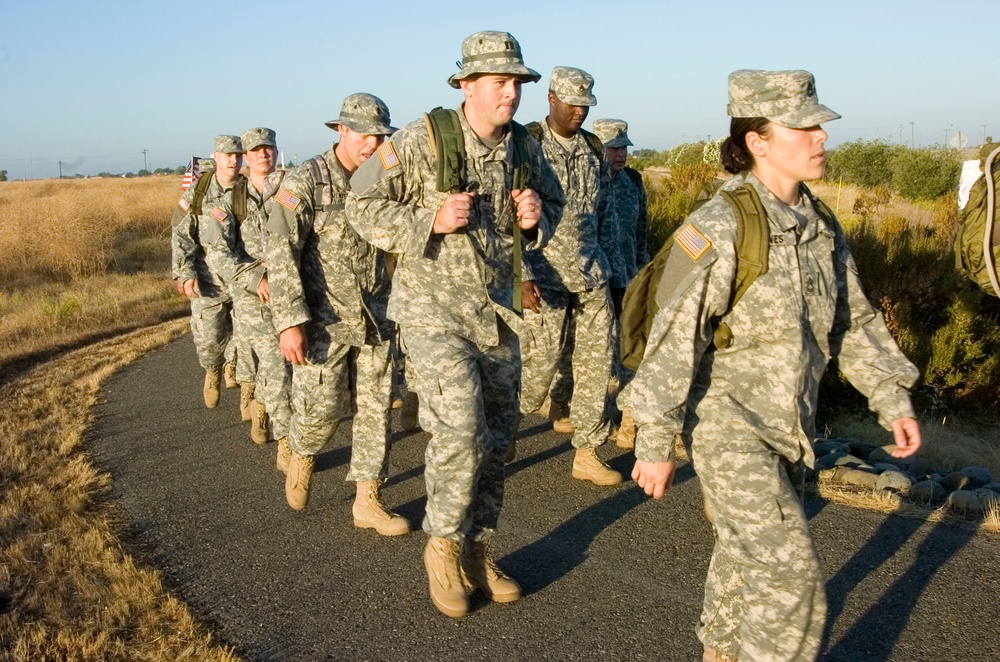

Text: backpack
xmin=619 ymin=184 xmax=771 ymax=372
xmin=422 ymin=107 xmax=533 ymax=312
xmin=303 ymin=156 xmax=343 ymax=233
xmin=954 ymin=144 xmax=1000 ymax=297
xmin=188 ymin=169 xmax=248 ymax=224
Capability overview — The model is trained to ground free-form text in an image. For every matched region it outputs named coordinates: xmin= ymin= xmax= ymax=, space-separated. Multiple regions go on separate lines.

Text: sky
xmin=1 ymin=0 xmax=997 ymax=180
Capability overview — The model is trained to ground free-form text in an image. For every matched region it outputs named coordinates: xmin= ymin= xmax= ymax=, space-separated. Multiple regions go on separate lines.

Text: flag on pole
xmin=181 ymin=156 xmax=203 ymax=192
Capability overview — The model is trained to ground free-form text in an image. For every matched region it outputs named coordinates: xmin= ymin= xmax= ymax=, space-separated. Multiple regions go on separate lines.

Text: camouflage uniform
xmin=520 ymin=66 xmax=616 ymax=452
xmin=347 ymin=101 xmax=562 ymax=541
xmin=631 ymin=70 xmax=919 ymax=661
xmin=171 ymin=154 xmax=239 ymax=373
xmin=264 ymin=116 xmax=395 ymax=482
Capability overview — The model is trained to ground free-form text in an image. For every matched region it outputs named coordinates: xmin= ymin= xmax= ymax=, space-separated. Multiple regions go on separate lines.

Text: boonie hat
xmin=241 ymin=127 xmax=276 ymax=151
xmin=593 ymin=119 xmax=633 ymax=148
xmin=727 ymin=69 xmax=840 ymax=129
xmin=213 ymin=135 xmax=243 ymax=154
xmin=325 ymin=94 xmax=395 ymax=135
xmin=447 ymin=31 xmax=541 ymax=88
xmin=549 ymin=66 xmax=597 ymax=107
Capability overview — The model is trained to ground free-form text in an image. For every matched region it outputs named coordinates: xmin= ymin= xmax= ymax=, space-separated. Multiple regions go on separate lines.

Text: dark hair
xmin=720 ymin=117 xmax=771 ymax=174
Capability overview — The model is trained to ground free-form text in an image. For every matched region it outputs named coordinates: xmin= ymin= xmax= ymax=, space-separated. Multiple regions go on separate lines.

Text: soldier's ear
xmin=745 ymin=130 xmax=768 ymax=159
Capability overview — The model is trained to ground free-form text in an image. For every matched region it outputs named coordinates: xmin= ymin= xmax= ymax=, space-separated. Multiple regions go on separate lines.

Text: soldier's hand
xmin=433 ymin=192 xmax=474 ymax=234
xmin=174 ymin=277 xmax=184 ymax=295
xmin=257 ymin=274 xmax=270 ymax=303
xmin=181 ymin=278 xmax=200 ymax=298
xmin=280 ymin=325 xmax=309 ymax=366
xmin=889 ymin=417 xmax=922 ymax=458
xmin=632 ymin=459 xmax=677 ymax=500
xmin=521 ymin=280 xmax=541 ymax=314
xmin=511 ymin=188 xmax=541 ymax=231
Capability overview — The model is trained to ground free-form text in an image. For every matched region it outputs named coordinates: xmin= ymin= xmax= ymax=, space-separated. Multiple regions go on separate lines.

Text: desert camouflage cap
xmin=593 ymin=119 xmax=633 ymax=148
xmin=447 ymin=31 xmax=541 ymax=89
xmin=213 ymin=135 xmax=243 ymax=154
xmin=241 ymin=127 xmax=276 ymax=151
xmin=549 ymin=66 xmax=597 ymax=107
xmin=727 ymin=69 xmax=840 ymax=129
xmin=325 ymin=93 xmax=395 ymax=135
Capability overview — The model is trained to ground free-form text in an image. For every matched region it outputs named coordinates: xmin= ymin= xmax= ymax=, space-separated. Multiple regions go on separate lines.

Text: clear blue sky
xmin=1 ymin=0 xmax=996 ymax=180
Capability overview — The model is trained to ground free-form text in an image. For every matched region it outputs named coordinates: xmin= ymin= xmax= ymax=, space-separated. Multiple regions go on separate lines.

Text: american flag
xmin=181 ymin=156 xmax=203 ymax=192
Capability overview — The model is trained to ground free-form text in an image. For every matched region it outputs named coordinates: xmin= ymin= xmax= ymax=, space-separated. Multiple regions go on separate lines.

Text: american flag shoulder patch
xmin=675 ymin=224 xmax=711 ymax=260
xmin=276 ymin=189 xmax=301 ymax=211
xmin=178 ymin=198 xmax=190 ymax=211
xmin=377 ymin=142 xmax=400 ymax=170
xmin=211 ymin=207 xmax=228 ymax=222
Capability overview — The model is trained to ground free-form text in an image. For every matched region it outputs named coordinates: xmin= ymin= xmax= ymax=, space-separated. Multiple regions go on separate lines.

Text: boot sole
xmin=571 ymin=469 xmax=623 ymax=486
xmin=353 ymin=518 xmax=411 ymax=536
xmin=429 ymin=594 xmax=468 ymax=618
xmin=552 ymin=422 xmax=576 ymax=434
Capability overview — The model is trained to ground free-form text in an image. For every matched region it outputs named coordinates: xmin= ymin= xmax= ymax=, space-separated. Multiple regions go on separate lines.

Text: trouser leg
xmin=286 ymin=325 xmax=352 ymax=456
xmin=345 ymin=340 xmax=393 ymax=482
xmin=566 ymin=286 xmax=614 ymax=450
xmin=190 ymin=294 xmax=232 ymax=370
xmin=518 ymin=287 xmax=570 ymax=414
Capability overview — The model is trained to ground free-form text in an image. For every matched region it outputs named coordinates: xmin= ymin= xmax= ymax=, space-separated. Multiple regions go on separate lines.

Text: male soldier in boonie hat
xmin=515 ymin=65 xmax=622 ymax=487
xmin=264 ymin=93 xmax=412 ymax=542
xmin=347 ymin=30 xmax=564 ymax=619
xmin=171 ymin=134 xmax=247 ymax=409
xmin=727 ymin=69 xmax=840 ymax=128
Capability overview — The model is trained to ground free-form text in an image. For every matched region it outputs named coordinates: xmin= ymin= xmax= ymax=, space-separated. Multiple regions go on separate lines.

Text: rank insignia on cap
xmin=211 ymin=207 xmax=228 ymax=222
xmin=377 ymin=142 xmax=400 ymax=170
xmin=675 ymin=224 xmax=711 ymax=260
xmin=276 ymin=189 xmax=301 ymax=211
xmin=178 ymin=198 xmax=190 ymax=211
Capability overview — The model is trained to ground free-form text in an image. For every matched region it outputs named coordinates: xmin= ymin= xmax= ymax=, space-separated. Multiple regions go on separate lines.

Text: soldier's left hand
xmin=257 ymin=274 xmax=270 ymax=303
xmin=889 ymin=417 xmax=922 ymax=458
xmin=512 ymin=188 xmax=541 ymax=231
xmin=632 ymin=459 xmax=677 ymax=500
xmin=181 ymin=278 xmax=199 ymax=298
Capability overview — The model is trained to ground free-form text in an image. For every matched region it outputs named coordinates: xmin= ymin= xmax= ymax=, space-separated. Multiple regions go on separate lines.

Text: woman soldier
xmin=629 ymin=70 xmax=922 ymax=661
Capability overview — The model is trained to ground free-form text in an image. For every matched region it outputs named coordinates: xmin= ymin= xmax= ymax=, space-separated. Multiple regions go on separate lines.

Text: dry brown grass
xmin=0 ymin=177 xmax=188 ymax=378
xmin=0 ymin=319 xmax=238 ymax=661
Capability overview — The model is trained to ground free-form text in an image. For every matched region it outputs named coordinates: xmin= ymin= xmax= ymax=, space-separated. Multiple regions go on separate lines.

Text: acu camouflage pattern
xmin=346 ymin=104 xmax=562 ymax=541
xmin=324 ymin=93 xmax=395 ymax=135
xmin=447 ymin=31 xmax=541 ymax=88
xmin=548 ymin=66 xmax=597 ymax=107
xmin=519 ymin=117 xmax=616 ymax=450
xmin=610 ymin=167 xmax=650 ymax=282
xmin=241 ymin=127 xmax=276 ymax=151
xmin=727 ymin=69 xmax=841 ymax=129
xmin=171 ymin=173 xmax=237 ymax=370
xmin=213 ymin=134 xmax=243 ymax=153
xmin=592 ymin=118 xmax=633 ymax=149
xmin=264 ymin=147 xmax=395 ymax=470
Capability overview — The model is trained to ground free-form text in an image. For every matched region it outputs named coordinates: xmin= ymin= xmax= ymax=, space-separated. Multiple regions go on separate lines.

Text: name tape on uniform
xmin=675 ymin=224 xmax=711 ymax=261
xmin=276 ymin=189 xmax=301 ymax=211
xmin=377 ymin=142 xmax=400 ymax=170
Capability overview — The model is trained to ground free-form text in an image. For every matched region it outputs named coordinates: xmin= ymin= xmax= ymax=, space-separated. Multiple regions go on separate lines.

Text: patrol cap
xmin=325 ymin=93 xmax=395 ymax=135
xmin=727 ymin=69 xmax=840 ymax=129
xmin=447 ymin=31 xmax=541 ymax=88
xmin=549 ymin=66 xmax=597 ymax=107
xmin=197 ymin=157 xmax=216 ymax=171
xmin=213 ymin=134 xmax=243 ymax=154
xmin=241 ymin=127 xmax=276 ymax=151
xmin=593 ymin=119 xmax=633 ymax=148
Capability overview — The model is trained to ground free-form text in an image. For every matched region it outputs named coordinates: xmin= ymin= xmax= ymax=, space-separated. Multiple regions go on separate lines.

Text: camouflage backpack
xmin=954 ymin=144 xmax=1000 ymax=297
xmin=422 ymin=107 xmax=533 ymax=312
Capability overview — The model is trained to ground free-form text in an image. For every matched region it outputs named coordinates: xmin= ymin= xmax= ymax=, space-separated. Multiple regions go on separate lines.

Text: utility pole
xmin=28 ymin=152 xmax=33 ymax=179
xmin=142 ymin=149 xmax=148 ymax=173
xmin=899 ymin=125 xmax=903 ymax=145
xmin=943 ymin=128 xmax=949 ymax=148
xmin=909 ymin=122 xmax=915 ymax=149
xmin=58 ymin=160 xmax=63 ymax=178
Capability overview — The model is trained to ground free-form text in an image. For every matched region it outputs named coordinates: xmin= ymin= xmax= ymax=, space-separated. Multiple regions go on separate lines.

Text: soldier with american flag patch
xmin=263 ymin=94 xmax=411 ymax=538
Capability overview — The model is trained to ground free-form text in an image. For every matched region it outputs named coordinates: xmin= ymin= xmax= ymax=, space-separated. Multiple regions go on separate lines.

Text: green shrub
xmin=825 ymin=140 xmax=900 ymax=188
xmin=645 ymin=162 xmax=719 ymax=253
xmin=890 ymin=148 xmax=962 ymax=200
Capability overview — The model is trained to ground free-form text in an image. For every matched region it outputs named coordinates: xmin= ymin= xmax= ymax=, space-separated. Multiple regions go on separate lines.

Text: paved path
xmin=90 ymin=337 xmax=1000 ymax=661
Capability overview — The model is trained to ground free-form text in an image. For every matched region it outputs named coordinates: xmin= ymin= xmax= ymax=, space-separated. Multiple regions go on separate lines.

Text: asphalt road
xmin=90 ymin=337 xmax=1000 ymax=661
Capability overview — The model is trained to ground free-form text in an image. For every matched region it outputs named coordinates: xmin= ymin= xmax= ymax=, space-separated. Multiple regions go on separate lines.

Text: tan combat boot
xmin=572 ymin=447 xmax=623 ymax=485
xmin=203 ymin=368 xmax=222 ymax=408
xmin=239 ymin=383 xmax=255 ymax=422
xmin=400 ymin=391 xmax=421 ymax=431
xmin=423 ymin=536 xmax=468 ymax=618
xmin=276 ymin=437 xmax=290 ymax=474
xmin=549 ymin=399 xmax=575 ymax=434
xmin=285 ymin=451 xmax=314 ymax=510
xmin=460 ymin=538 xmax=521 ymax=603
xmin=223 ymin=361 xmax=238 ymax=389
xmin=353 ymin=480 xmax=411 ymax=536
xmin=616 ymin=407 xmax=636 ymax=449
xmin=250 ymin=400 xmax=269 ymax=445
xmin=703 ymin=645 xmax=738 ymax=661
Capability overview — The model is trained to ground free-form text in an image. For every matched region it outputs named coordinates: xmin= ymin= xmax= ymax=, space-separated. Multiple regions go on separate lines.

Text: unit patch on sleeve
xmin=275 ymin=189 xmax=301 ymax=211
xmin=675 ymin=224 xmax=711 ymax=261
xmin=210 ymin=207 xmax=228 ymax=222
xmin=377 ymin=142 xmax=400 ymax=170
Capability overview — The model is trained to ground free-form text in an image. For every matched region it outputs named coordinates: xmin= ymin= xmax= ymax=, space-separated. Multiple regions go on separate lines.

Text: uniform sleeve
xmin=170 ymin=191 xmax=198 ymax=283
xmin=199 ymin=193 xmax=264 ymax=293
xmin=635 ymin=175 xmax=651 ymax=268
xmin=829 ymin=224 xmax=919 ymax=426
xmin=631 ymin=218 xmax=732 ymax=463
xmin=263 ymin=169 xmax=315 ymax=333
xmin=346 ymin=133 xmax=441 ymax=257
xmin=521 ymin=138 xmax=564 ymax=282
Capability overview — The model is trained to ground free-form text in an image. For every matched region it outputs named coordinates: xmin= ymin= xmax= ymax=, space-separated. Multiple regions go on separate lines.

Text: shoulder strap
xmin=231 ymin=175 xmax=247 ymax=224
xmin=580 ymin=128 xmax=605 ymax=160
xmin=190 ymin=169 xmax=215 ymax=214
xmin=524 ymin=121 xmax=544 ymax=145
xmin=423 ymin=107 xmax=466 ymax=193
xmin=623 ymin=166 xmax=643 ymax=189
